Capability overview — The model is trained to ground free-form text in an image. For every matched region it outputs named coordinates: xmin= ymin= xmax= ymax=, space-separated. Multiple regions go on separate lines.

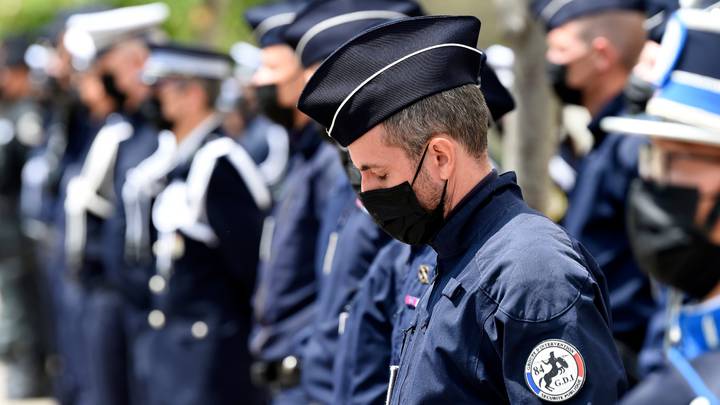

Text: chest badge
xmin=524 ymin=339 xmax=585 ymax=402
xmin=417 ymin=264 xmax=431 ymax=285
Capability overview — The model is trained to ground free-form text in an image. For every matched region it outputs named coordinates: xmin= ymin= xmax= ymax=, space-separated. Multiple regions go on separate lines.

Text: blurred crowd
xmin=0 ymin=0 xmax=718 ymax=404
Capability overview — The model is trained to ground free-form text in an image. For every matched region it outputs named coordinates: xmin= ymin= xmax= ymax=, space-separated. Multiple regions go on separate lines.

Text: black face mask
xmin=256 ymin=84 xmax=294 ymax=130
xmin=101 ymin=72 xmax=127 ymax=112
xmin=139 ymin=96 xmax=173 ymax=131
xmin=623 ymin=73 xmax=656 ymax=115
xmin=547 ymin=62 xmax=583 ymax=106
xmin=359 ymin=145 xmax=448 ymax=245
xmin=627 ymin=179 xmax=720 ymax=299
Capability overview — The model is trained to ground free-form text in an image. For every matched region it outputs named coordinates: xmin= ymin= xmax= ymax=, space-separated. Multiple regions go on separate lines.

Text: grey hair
xmin=381 ymin=84 xmax=490 ymax=163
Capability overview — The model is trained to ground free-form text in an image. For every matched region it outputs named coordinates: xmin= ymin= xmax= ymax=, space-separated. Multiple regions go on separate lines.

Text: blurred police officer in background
xmin=532 ymin=0 xmax=657 ymax=381
xmin=222 ymin=41 xmax=290 ymax=196
xmin=299 ymin=14 xmax=626 ymax=403
xmin=129 ymin=43 xmax=271 ymax=405
xmin=598 ymin=7 xmax=720 ymax=403
xmin=280 ymin=1 xmax=426 ymax=403
xmin=57 ymin=5 xmax=170 ymax=405
xmin=244 ymin=2 xmax=345 ymax=403
xmin=0 ymin=34 xmax=50 ymax=399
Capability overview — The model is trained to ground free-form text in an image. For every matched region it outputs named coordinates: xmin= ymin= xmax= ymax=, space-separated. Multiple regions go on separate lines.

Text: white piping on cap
xmin=540 ymin=0 xmax=575 ymax=23
xmin=295 ymin=10 xmax=408 ymax=61
xmin=253 ymin=12 xmax=296 ymax=42
xmin=326 ymin=43 xmax=483 ymax=138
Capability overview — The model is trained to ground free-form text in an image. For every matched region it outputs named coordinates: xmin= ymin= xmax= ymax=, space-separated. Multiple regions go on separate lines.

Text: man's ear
xmin=428 ymin=135 xmax=455 ymax=181
xmin=591 ymin=37 xmax=619 ymax=73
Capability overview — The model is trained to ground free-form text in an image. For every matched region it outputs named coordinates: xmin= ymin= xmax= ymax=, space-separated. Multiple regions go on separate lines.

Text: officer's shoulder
xmin=475 ymin=212 xmax=593 ymax=322
xmin=193 ymin=137 xmax=271 ymax=207
xmin=618 ymin=355 xmax=718 ymax=405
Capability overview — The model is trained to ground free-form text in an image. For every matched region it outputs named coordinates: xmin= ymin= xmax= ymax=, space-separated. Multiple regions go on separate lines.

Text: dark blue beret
xmin=298 ymin=15 xmax=485 ymax=148
xmin=284 ymin=0 xmax=423 ymax=68
xmin=531 ymin=0 xmax=645 ymax=31
xmin=245 ymin=1 xmax=309 ymax=48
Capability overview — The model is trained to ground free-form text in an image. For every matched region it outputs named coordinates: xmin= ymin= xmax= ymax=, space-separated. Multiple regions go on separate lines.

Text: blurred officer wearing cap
xmin=0 ymin=34 xmax=50 ymax=399
xmin=281 ymin=1 xmax=425 ymax=402
xmin=332 ymin=60 xmax=516 ymax=405
xmin=57 ymin=5 xmax=169 ymax=403
xmin=222 ymin=41 xmax=290 ymax=197
xmin=299 ymin=15 xmax=626 ymax=403
xmin=598 ymin=8 xmax=720 ymax=403
xmin=244 ymin=3 xmax=346 ymax=403
xmin=129 ymin=43 xmax=270 ymax=405
xmin=532 ymin=0 xmax=657 ymax=375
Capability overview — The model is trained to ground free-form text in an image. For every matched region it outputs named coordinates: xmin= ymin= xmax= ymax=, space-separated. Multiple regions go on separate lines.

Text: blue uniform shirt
xmin=390 ymin=246 xmax=436 ymax=366
xmin=331 ymin=241 xmax=436 ymax=405
xmin=251 ymin=124 xmax=343 ymax=362
xmin=388 ymin=170 xmax=627 ymax=404
xmin=563 ymin=95 xmax=656 ymax=354
xmin=621 ymin=296 xmax=720 ymax=404
xmin=302 ymin=175 xmax=390 ymax=404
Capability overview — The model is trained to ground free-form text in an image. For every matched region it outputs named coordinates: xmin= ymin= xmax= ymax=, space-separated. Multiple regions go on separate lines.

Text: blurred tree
xmin=493 ymin=0 xmax=555 ymax=214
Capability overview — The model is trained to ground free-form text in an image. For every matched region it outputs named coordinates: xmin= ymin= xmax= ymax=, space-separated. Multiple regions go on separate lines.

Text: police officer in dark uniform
xmin=58 ymin=5 xmax=168 ymax=404
xmin=332 ymin=242 xmax=435 ymax=405
xmin=532 ymin=0 xmax=658 ymax=375
xmin=299 ymin=15 xmax=627 ymax=403
xmin=280 ymin=1 xmax=425 ymax=402
xmin=244 ymin=3 xmax=345 ymax=403
xmin=223 ymin=41 xmax=290 ymax=195
xmin=43 ymin=11 xmax=132 ymax=402
xmin=0 ymin=34 xmax=50 ymax=399
xmin=598 ymin=9 xmax=720 ymax=403
xmin=331 ymin=61 xmax=516 ymax=405
xmin=130 ymin=43 xmax=271 ymax=405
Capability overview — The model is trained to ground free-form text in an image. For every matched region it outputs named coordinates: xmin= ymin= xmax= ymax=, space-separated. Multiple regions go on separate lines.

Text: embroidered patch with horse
xmin=524 ymin=339 xmax=585 ymax=402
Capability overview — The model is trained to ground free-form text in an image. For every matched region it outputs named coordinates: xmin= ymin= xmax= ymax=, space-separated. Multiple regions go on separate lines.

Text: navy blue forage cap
xmin=284 ymin=0 xmax=423 ymax=67
xmin=245 ymin=1 xmax=308 ymax=48
xmin=478 ymin=62 xmax=515 ymax=123
xmin=531 ymin=0 xmax=645 ymax=31
xmin=141 ymin=43 xmax=233 ymax=84
xmin=298 ymin=15 xmax=484 ymax=147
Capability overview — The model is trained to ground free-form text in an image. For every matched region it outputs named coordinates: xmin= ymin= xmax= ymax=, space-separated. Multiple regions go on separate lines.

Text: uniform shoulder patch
xmin=524 ymin=339 xmax=585 ymax=402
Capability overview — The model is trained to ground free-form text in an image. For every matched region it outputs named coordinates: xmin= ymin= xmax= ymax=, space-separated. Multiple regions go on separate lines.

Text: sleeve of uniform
xmin=480 ymin=231 xmax=628 ymax=404
xmin=332 ymin=242 xmax=401 ymax=405
xmin=206 ymin=156 xmax=266 ymax=284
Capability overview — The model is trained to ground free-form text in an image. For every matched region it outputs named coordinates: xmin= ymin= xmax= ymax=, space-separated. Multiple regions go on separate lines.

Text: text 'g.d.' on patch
xmin=524 ymin=339 xmax=585 ymax=402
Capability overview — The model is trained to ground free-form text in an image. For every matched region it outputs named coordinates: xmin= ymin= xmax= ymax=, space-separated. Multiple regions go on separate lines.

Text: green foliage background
xmin=0 ymin=0 xmax=500 ymax=50
xmin=0 ymin=0 xmax=268 ymax=50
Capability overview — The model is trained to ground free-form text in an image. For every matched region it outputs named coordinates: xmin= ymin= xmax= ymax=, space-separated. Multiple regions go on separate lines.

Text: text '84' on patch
xmin=525 ymin=339 xmax=585 ymax=402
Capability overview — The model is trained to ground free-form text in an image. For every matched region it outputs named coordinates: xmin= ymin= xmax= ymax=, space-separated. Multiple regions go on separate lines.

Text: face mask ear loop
xmin=702 ymin=197 xmax=720 ymax=236
xmin=664 ymin=289 xmax=685 ymax=350
xmin=411 ymin=143 xmax=431 ymax=187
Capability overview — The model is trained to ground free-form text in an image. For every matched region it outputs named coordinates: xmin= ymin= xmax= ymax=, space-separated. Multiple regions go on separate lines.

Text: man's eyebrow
xmin=359 ymin=163 xmax=382 ymax=172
